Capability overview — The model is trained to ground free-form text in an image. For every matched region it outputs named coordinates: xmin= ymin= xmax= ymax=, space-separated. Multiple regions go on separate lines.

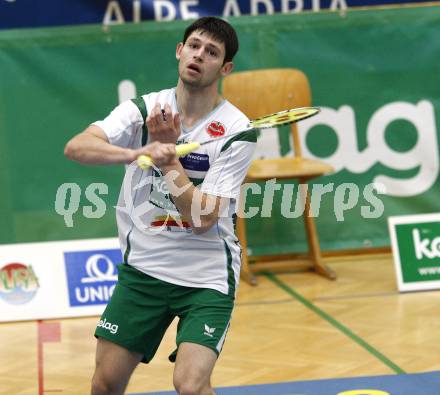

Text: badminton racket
xmin=137 ymin=106 xmax=319 ymax=170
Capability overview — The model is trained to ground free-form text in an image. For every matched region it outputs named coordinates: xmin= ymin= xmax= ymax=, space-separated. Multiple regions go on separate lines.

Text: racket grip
xmin=137 ymin=155 xmax=154 ymax=170
xmin=137 ymin=142 xmax=201 ymax=170
xmin=176 ymin=142 xmax=201 ymax=156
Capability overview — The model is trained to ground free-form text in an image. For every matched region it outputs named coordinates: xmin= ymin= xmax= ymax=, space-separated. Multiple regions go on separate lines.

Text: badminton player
xmin=65 ymin=16 xmax=256 ymax=395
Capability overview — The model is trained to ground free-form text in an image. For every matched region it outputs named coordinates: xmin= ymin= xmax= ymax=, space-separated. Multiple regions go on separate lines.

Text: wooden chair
xmin=222 ymin=68 xmax=337 ymax=285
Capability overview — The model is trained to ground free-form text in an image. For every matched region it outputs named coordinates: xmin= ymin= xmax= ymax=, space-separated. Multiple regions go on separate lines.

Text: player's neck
xmin=175 ymin=81 xmax=222 ymax=129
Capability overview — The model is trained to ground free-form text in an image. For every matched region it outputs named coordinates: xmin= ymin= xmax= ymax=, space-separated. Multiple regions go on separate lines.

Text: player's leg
xmin=173 ymin=342 xmax=217 ymax=395
xmin=91 ymin=338 xmax=143 ymax=395
xmin=170 ymin=286 xmax=235 ymax=395
xmin=92 ymin=264 xmax=175 ymax=395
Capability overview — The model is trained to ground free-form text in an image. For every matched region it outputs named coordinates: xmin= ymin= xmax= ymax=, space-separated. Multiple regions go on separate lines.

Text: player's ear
xmin=176 ymin=42 xmax=183 ymax=61
xmin=221 ymin=61 xmax=234 ymax=77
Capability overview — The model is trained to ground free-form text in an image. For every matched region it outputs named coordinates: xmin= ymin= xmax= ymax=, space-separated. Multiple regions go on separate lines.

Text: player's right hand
xmin=133 ymin=141 xmax=178 ymax=168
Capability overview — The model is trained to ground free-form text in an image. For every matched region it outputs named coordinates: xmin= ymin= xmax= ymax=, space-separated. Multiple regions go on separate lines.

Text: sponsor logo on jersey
xmin=179 ymin=152 xmax=210 ymax=171
xmin=206 ymin=121 xmax=226 ymax=137
xmin=97 ymin=318 xmax=119 ymax=334
xmin=64 ymin=249 xmax=121 ymax=307
xmin=0 ymin=263 xmax=40 ymax=305
xmin=150 ymin=215 xmax=192 ymax=233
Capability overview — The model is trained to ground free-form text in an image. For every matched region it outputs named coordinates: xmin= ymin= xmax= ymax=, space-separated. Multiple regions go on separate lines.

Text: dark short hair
xmin=182 ymin=17 xmax=239 ymax=63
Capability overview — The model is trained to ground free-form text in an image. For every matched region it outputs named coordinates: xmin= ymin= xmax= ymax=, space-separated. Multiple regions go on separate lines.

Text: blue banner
xmin=0 ymin=0 xmax=434 ymax=30
xmin=139 ymin=371 xmax=440 ymax=395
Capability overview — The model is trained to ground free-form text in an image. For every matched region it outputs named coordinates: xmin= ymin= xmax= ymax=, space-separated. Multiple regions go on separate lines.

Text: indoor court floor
xmin=1 ymin=253 xmax=439 ymax=394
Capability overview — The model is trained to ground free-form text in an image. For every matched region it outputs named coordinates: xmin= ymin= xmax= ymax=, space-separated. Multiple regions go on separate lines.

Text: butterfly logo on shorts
xmin=204 ymin=324 xmax=216 ymax=337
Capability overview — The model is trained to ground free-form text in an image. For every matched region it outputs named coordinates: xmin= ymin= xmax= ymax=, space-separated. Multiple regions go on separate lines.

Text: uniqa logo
xmin=0 ymin=263 xmax=40 ymax=305
xmin=73 ymin=253 xmax=118 ymax=304
xmin=413 ymin=229 xmax=440 ymax=260
xmin=81 ymin=254 xmax=118 ymax=283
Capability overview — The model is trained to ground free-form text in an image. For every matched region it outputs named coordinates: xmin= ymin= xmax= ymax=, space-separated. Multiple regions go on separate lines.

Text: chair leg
xmin=302 ymin=182 xmax=337 ymax=280
xmin=236 ymin=215 xmax=258 ymax=286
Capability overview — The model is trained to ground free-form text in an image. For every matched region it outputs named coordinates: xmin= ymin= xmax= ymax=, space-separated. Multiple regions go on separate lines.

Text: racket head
xmin=249 ymin=107 xmax=320 ymax=129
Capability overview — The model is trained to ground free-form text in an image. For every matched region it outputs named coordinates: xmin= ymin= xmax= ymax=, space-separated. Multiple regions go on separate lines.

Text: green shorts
xmin=95 ymin=264 xmax=234 ymax=363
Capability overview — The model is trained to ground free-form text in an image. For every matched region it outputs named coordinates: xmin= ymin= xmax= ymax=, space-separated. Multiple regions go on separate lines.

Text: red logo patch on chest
xmin=206 ymin=121 xmax=226 ymax=137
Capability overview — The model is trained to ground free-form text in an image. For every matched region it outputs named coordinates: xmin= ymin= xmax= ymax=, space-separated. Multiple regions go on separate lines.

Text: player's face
xmin=176 ymin=30 xmax=233 ymax=89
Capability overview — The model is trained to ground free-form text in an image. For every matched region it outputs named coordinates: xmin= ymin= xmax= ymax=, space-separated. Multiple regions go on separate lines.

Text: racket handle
xmin=176 ymin=142 xmax=201 ymax=156
xmin=137 ymin=155 xmax=154 ymax=169
xmin=137 ymin=142 xmax=201 ymax=170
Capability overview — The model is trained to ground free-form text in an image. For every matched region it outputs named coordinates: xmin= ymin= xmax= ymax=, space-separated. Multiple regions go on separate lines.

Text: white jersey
xmin=93 ymin=88 xmax=256 ymax=296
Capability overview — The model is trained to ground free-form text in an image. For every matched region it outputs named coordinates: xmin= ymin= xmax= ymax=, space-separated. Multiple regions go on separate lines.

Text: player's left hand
xmin=146 ymin=102 xmax=181 ymax=144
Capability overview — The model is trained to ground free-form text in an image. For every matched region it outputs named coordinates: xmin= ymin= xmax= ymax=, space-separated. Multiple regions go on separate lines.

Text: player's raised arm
xmin=64 ymin=124 xmax=137 ymax=165
xmin=65 ymin=125 xmax=177 ymax=167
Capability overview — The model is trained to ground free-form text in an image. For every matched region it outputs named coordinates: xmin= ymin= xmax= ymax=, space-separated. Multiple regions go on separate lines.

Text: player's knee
xmin=91 ymin=375 xmax=120 ymax=395
xmin=174 ymin=376 xmax=210 ymax=395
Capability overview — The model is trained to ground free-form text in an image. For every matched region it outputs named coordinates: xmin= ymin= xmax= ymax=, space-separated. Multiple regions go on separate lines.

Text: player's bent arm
xmin=64 ymin=125 xmax=137 ymax=165
xmin=162 ymin=162 xmax=225 ymax=234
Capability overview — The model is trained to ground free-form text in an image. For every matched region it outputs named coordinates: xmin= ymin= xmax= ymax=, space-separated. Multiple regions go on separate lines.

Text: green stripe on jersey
xmin=221 ymin=130 xmax=258 ymax=153
xmin=223 ymin=240 xmax=235 ymax=297
xmin=131 ymin=96 xmax=148 ymax=146
xmin=232 ymin=213 xmax=237 ymax=234
xmin=189 ymin=177 xmax=204 ymax=186
xmin=123 ymin=229 xmax=132 ymax=264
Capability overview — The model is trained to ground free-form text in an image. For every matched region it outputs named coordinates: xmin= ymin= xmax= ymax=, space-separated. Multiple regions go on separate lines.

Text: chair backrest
xmin=222 ymin=68 xmax=311 ymax=157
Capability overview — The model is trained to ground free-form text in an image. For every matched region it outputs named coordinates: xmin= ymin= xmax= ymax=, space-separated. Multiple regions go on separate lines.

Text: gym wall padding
xmin=0 ymin=7 xmax=439 ymax=255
